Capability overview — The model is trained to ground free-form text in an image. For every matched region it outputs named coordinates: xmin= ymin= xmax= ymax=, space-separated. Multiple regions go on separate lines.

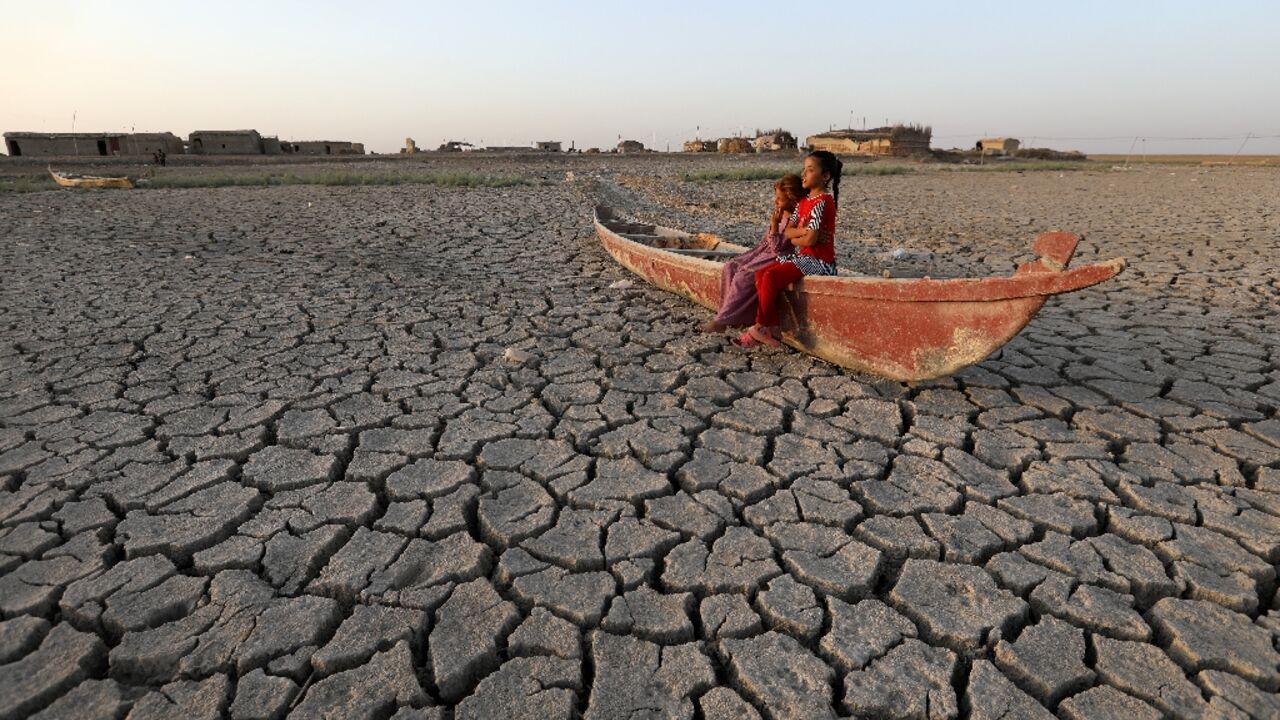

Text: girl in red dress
xmin=734 ymin=150 xmax=843 ymax=348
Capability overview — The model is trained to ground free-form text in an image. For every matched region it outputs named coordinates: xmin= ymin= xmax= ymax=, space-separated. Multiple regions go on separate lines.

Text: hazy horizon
xmin=5 ymin=0 xmax=1279 ymax=156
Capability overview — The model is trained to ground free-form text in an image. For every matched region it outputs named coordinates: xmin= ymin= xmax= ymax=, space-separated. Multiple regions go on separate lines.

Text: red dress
xmin=779 ymin=192 xmax=837 ymax=273
xmin=753 ymin=192 xmax=838 ymax=327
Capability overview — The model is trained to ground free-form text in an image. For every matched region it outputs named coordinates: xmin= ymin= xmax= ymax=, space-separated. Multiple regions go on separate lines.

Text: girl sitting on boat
xmin=734 ymin=150 xmax=843 ymax=348
xmin=699 ymin=174 xmax=805 ymax=332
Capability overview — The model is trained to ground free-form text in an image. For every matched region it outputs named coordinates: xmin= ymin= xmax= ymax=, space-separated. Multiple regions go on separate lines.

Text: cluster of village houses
xmin=2 ymin=129 xmax=363 ymax=158
xmin=432 ymin=126 xmax=1020 ymax=158
xmin=4 ymin=124 xmax=1025 ymax=159
xmin=680 ymin=127 xmax=1017 ymax=157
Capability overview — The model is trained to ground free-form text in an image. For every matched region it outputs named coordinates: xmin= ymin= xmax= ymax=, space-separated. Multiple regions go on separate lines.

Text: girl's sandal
xmin=751 ymin=326 xmax=782 ymax=347
xmin=732 ymin=326 xmax=781 ymax=348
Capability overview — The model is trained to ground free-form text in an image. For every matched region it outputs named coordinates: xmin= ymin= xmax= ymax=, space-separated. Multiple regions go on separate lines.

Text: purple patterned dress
xmin=713 ymin=218 xmax=795 ymax=326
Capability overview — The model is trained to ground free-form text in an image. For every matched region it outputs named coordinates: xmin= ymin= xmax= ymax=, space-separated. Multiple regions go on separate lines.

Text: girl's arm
xmin=785 ymin=197 xmax=828 ymax=247
xmin=784 ymin=226 xmax=820 ymax=247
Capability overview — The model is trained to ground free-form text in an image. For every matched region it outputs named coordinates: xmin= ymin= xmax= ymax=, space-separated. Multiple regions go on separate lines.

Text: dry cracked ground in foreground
xmin=1 ymin=159 xmax=1278 ymax=720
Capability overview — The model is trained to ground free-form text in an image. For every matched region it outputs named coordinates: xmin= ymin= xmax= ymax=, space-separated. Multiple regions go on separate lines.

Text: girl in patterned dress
xmin=734 ymin=150 xmax=843 ymax=348
xmin=699 ymin=174 xmax=804 ymax=332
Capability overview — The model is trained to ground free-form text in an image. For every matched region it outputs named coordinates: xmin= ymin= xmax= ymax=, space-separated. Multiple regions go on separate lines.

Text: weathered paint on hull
xmin=595 ymin=208 xmax=1125 ymax=381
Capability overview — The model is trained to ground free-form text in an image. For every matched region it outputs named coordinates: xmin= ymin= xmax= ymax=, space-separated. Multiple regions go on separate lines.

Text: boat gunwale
xmin=595 ymin=206 xmax=1125 ymax=304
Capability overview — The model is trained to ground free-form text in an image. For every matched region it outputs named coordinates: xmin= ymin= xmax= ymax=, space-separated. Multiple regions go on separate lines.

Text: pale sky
xmin=4 ymin=0 xmax=1279 ymax=155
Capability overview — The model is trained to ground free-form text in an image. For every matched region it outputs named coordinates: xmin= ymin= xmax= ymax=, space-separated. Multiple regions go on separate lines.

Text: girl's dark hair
xmin=774 ymin=174 xmax=804 ymax=206
xmin=807 ymin=149 xmax=843 ymax=204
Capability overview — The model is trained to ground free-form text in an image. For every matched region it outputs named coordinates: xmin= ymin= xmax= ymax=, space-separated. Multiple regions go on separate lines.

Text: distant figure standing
xmin=698 ymin=174 xmax=804 ymax=331
xmin=158 ymin=149 xmax=167 ymax=167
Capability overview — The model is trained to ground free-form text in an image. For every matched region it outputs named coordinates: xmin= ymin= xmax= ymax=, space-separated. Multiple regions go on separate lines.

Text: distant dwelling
xmin=291 ymin=141 xmax=365 ymax=155
xmin=261 ymin=136 xmax=291 ymax=155
xmin=977 ymin=137 xmax=1020 ymax=156
xmin=683 ymin=140 xmax=717 ymax=153
xmin=806 ymin=124 xmax=932 ymax=157
xmin=404 ymin=138 xmax=417 ymax=156
xmin=438 ymin=141 xmax=476 ymax=152
xmin=3 ymin=128 xmax=369 ymax=157
xmin=752 ymin=129 xmax=798 ymax=152
xmin=718 ymin=137 xmax=754 ymax=154
xmin=617 ymin=140 xmax=646 ymax=154
xmin=535 ymin=141 xmax=562 ymax=152
xmin=122 ymin=133 xmax=186 ymax=157
xmin=189 ymin=130 xmax=263 ymax=155
xmin=3 ymin=131 xmax=183 ymax=157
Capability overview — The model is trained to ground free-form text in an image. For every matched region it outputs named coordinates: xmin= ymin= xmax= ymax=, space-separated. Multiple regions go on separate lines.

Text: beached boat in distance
xmin=49 ymin=168 xmax=134 ymax=189
xmin=594 ymin=205 xmax=1126 ymax=381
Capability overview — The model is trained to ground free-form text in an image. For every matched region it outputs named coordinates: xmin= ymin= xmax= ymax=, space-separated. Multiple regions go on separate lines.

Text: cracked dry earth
xmin=1 ymin=162 xmax=1279 ymax=720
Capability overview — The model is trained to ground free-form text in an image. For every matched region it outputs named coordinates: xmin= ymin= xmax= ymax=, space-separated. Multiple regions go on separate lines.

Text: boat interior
xmin=596 ymin=206 xmax=744 ymax=257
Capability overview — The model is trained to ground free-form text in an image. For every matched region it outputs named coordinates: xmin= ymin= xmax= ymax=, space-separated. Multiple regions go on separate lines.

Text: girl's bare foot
xmin=697 ymin=320 xmax=726 ymax=333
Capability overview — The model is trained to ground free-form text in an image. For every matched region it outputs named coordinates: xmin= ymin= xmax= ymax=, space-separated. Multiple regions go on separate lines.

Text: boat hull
xmin=594 ymin=206 xmax=1125 ymax=381
xmin=49 ymin=169 xmax=133 ymax=190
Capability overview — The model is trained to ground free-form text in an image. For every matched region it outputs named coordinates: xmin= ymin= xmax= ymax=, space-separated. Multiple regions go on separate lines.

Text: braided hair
xmin=806 ymin=150 xmax=843 ymax=205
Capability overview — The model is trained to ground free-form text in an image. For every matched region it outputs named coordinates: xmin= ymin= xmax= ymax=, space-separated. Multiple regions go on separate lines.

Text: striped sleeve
xmin=805 ymin=199 xmax=826 ymax=230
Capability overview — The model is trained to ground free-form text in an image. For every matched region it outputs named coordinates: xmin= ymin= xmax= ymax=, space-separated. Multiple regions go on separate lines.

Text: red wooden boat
xmin=593 ymin=205 xmax=1126 ymax=381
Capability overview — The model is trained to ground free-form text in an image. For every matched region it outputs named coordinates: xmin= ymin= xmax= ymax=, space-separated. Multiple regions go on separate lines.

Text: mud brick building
xmin=3 ymin=131 xmax=184 ymax=157
xmin=682 ymin=139 xmax=717 ymax=152
xmin=189 ymin=130 xmax=264 ymax=155
xmin=718 ymin=137 xmax=754 ymax=154
xmin=753 ymin=130 xmax=799 ymax=152
xmin=290 ymin=141 xmax=365 ymax=155
xmin=806 ymin=125 xmax=933 ymax=157
xmin=978 ymin=137 xmax=1021 ymax=155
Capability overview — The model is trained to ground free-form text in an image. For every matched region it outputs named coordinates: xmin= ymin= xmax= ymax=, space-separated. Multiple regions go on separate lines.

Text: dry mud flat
xmin=0 ymin=157 xmax=1278 ymax=719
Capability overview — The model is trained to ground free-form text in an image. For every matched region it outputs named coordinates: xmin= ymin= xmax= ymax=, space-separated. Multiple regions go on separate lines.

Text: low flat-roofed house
xmin=977 ymin=137 xmax=1020 ymax=155
xmin=121 ymin=133 xmax=185 ymax=156
xmin=753 ymin=130 xmax=798 ymax=152
xmin=683 ymin=139 xmax=717 ymax=153
xmin=291 ymin=140 xmax=365 ymax=155
xmin=806 ymin=124 xmax=932 ymax=157
xmin=3 ymin=131 xmax=184 ymax=157
xmin=718 ymin=137 xmax=754 ymax=153
xmin=189 ymin=130 xmax=263 ymax=155
xmin=261 ymin=136 xmax=293 ymax=155
xmin=535 ymin=141 xmax=562 ymax=152
xmin=617 ymin=140 xmax=646 ymax=154
xmin=3 ymin=132 xmax=119 ymax=157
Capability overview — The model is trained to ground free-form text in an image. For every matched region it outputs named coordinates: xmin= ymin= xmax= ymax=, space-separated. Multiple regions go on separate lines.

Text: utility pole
xmin=1230 ymin=132 xmax=1252 ymax=165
